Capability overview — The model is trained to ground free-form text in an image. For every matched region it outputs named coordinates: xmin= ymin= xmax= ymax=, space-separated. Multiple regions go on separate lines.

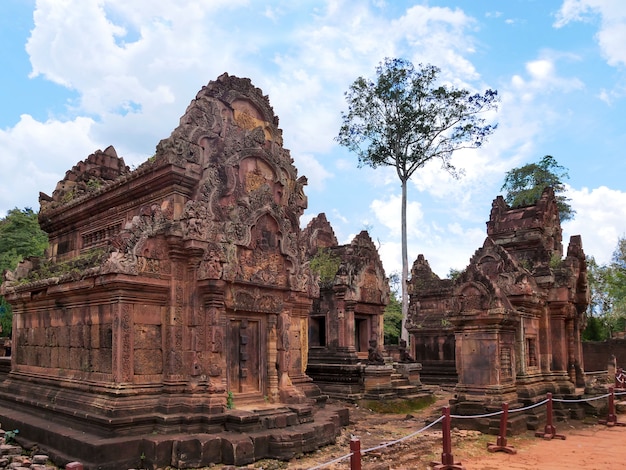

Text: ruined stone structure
xmin=303 ymin=214 xmax=424 ymax=402
xmin=408 ymin=188 xmax=589 ymax=429
xmin=0 ymin=74 xmax=347 ymax=469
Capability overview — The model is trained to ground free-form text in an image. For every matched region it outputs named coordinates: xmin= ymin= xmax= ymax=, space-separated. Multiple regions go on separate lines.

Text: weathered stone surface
xmin=303 ymin=215 xmax=428 ymax=402
xmin=408 ymin=187 xmax=589 ymax=423
xmin=0 ymin=74 xmax=345 ymax=468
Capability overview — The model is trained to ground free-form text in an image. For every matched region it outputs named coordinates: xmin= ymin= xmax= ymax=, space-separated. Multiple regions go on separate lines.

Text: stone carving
xmin=407 ymin=187 xmax=589 ymax=418
xmin=0 ymin=73 xmax=334 ymax=468
xmin=367 ymin=339 xmax=385 ymax=365
xmin=303 ymin=214 xmax=425 ymax=400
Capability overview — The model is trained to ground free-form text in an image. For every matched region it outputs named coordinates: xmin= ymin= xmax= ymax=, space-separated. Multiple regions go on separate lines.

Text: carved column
xmin=343 ymin=299 xmax=357 ymax=353
xmin=111 ymin=301 xmax=133 ymax=384
xmin=203 ymin=279 xmax=227 ymax=396
xmin=538 ymin=305 xmax=552 ymax=373
xmin=163 ymin=243 xmax=187 ymax=388
xmin=267 ymin=313 xmax=279 ymax=402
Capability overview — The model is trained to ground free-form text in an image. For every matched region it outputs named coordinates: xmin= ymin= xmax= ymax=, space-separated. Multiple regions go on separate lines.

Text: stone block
xmin=221 ymin=436 xmax=254 ymax=466
xmin=134 ymin=349 xmax=163 ymax=375
xmin=171 ymin=438 xmax=202 ymax=469
xmin=100 ymin=325 xmax=113 ymax=348
xmin=57 ymin=327 xmax=70 ymax=348
xmin=251 ymin=434 xmax=269 ymax=460
xmin=70 ymin=325 xmax=85 ymax=348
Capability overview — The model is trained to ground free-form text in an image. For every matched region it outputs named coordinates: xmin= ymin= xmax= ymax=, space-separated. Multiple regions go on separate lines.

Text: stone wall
xmin=583 ymin=339 xmax=626 ymax=371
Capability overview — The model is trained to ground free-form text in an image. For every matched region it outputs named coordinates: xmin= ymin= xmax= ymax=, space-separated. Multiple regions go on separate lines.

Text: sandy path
xmin=460 ymin=424 xmax=626 ymax=470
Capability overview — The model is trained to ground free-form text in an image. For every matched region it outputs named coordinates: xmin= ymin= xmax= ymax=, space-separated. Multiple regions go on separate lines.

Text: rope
xmin=508 ymin=398 xmax=550 ymax=413
xmin=311 ymin=384 xmax=624 ymax=469
xmin=554 ymin=393 xmax=610 ymax=403
xmin=361 ymin=415 xmax=445 ymax=454
xmin=451 ymin=409 xmax=502 ymax=419
xmin=307 ymin=452 xmax=352 ymax=470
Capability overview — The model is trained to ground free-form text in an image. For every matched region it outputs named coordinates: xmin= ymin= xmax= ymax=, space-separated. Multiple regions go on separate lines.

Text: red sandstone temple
xmin=302 ymin=214 xmax=424 ymax=402
xmin=0 ymin=74 xmax=348 ymax=469
xmin=407 ymin=188 xmax=589 ymax=430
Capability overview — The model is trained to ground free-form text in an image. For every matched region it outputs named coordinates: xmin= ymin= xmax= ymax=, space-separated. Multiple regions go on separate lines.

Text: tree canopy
xmin=337 ymin=58 xmax=498 ymax=343
xmin=0 ymin=208 xmax=48 ymax=335
xmin=501 ymin=155 xmax=574 ymax=222
xmin=583 ymin=237 xmax=626 ymax=340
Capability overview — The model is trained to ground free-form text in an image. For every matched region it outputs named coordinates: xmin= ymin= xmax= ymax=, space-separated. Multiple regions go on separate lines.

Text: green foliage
xmin=4 ymin=428 xmax=19 ymax=444
xmin=0 ymin=297 xmax=11 ymax=337
xmin=226 ymin=391 xmax=235 ymax=409
xmin=0 ymin=208 xmax=48 ymax=273
xmin=337 ymin=58 xmax=499 ymax=181
xmin=447 ymin=268 xmax=463 ymax=281
xmin=309 ymin=248 xmax=341 ymax=285
xmin=0 ymin=208 xmax=49 ymax=337
xmin=583 ymin=239 xmax=626 ymax=341
xmin=337 ymin=57 xmax=498 ymax=342
xmin=501 ymin=155 xmax=574 ymax=222
xmin=582 ymin=316 xmax=608 ymax=341
xmin=384 ymin=292 xmax=402 ymax=345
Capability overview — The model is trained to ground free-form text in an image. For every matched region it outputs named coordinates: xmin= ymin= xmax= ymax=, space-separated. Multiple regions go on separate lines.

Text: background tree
xmin=384 ymin=292 xmax=403 ymax=345
xmin=0 ymin=208 xmax=48 ymax=336
xmin=501 ymin=155 xmax=574 ymax=222
xmin=583 ymin=237 xmax=626 ymax=340
xmin=337 ymin=58 xmax=498 ymax=343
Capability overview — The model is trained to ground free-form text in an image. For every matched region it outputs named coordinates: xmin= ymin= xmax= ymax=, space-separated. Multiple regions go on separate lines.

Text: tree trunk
xmin=400 ymin=177 xmax=409 ymax=344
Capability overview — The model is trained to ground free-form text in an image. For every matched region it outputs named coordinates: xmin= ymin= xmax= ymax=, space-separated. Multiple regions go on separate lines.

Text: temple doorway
xmin=227 ymin=313 xmax=267 ymax=397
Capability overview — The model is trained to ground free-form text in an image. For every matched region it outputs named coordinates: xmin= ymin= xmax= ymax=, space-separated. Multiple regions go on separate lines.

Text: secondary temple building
xmin=0 ymin=74 xmax=349 ymax=469
xmin=407 ymin=188 xmax=589 ymax=429
xmin=302 ymin=214 xmax=424 ymax=402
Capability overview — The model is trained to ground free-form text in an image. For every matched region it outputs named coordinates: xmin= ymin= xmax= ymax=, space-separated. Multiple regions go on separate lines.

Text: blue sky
xmin=1 ymin=0 xmax=626 ymax=277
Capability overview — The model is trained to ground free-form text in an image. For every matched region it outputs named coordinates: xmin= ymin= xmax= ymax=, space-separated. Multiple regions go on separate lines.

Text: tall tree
xmin=337 ymin=58 xmax=498 ymax=343
xmin=0 ymin=208 xmax=49 ymax=336
xmin=501 ymin=155 xmax=574 ymax=221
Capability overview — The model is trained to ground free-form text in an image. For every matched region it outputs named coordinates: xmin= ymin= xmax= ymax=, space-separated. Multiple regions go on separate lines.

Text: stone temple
xmin=0 ymin=74 xmax=348 ymax=469
xmin=302 ymin=213 xmax=425 ymax=403
xmin=407 ymin=188 xmax=589 ymax=431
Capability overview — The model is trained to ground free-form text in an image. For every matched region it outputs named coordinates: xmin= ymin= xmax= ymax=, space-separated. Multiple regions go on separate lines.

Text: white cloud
xmin=371 ymin=194 xmax=424 ymax=238
xmin=0 ymin=114 xmax=99 ymax=216
xmin=555 ymin=0 xmax=626 ymax=67
xmin=292 ymin=153 xmax=334 ymax=192
xmin=563 ymin=185 xmax=626 ymax=264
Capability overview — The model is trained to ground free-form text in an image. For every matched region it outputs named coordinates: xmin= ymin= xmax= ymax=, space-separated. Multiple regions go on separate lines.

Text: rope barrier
xmin=507 ymin=398 xmax=549 ymax=413
xmin=361 ymin=415 xmax=445 ymax=454
xmin=553 ymin=393 xmax=610 ymax=403
xmin=307 ymin=451 xmax=353 ymax=470
xmin=310 ymin=381 xmax=625 ymax=470
xmin=487 ymin=402 xmax=517 ymax=455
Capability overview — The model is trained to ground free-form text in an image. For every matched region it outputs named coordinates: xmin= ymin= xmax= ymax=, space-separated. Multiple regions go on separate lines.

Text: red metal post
xmin=487 ymin=402 xmax=517 ymax=454
xmin=65 ymin=463 xmax=84 ymax=470
xmin=431 ymin=406 xmax=465 ymax=470
xmin=350 ymin=436 xmax=362 ymax=470
xmin=599 ymin=386 xmax=626 ymax=427
xmin=535 ymin=392 xmax=566 ymax=440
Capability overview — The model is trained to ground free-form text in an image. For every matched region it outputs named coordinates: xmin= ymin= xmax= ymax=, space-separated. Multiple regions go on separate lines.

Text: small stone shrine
xmin=303 ymin=214 xmax=424 ymax=402
xmin=0 ymin=74 xmax=348 ymax=469
xmin=407 ymin=188 xmax=589 ymax=430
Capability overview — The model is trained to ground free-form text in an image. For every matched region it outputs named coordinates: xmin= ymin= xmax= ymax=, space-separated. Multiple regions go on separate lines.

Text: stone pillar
xmin=549 ymin=309 xmax=568 ymax=373
xmin=344 ymin=300 xmax=356 ymax=352
xmin=267 ymin=313 xmax=279 ymax=402
xmin=538 ymin=306 xmax=552 ymax=373
xmin=111 ymin=302 xmax=133 ymax=384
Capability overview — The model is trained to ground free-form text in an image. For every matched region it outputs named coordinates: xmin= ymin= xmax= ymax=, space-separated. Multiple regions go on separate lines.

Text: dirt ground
xmin=249 ymin=388 xmax=626 ymax=470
